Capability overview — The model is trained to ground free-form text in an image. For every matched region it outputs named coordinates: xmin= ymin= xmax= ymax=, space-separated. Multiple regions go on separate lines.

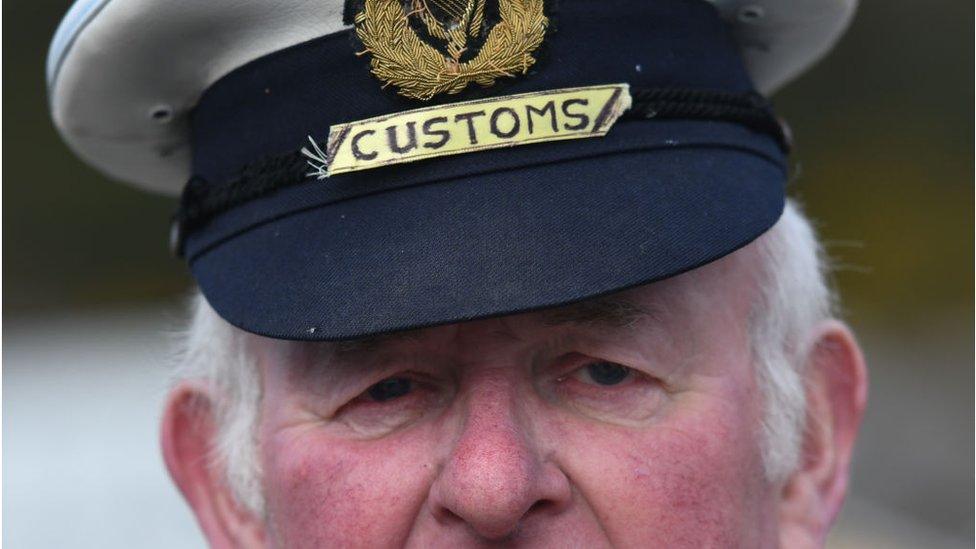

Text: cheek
xmin=260 ymin=426 xmax=438 ymax=549
xmin=551 ymin=383 xmax=772 ymax=547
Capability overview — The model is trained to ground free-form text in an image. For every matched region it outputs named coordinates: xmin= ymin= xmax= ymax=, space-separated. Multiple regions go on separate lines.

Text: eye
xmin=550 ymin=356 xmax=666 ymax=424
xmin=579 ymin=361 xmax=632 ymax=386
xmin=561 ymin=360 xmax=638 ymax=388
xmin=333 ymin=373 xmax=445 ymax=438
xmin=365 ymin=377 xmax=413 ymax=402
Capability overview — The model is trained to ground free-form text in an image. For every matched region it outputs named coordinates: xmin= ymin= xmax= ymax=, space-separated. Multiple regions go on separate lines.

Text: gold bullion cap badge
xmin=354 ymin=0 xmax=548 ymax=100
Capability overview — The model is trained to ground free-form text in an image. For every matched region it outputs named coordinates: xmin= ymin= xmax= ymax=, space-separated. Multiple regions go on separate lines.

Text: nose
xmin=428 ymin=377 xmax=572 ymax=540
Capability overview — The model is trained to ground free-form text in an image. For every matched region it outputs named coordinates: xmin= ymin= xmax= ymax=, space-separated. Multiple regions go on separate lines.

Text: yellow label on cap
xmin=321 ymin=84 xmax=631 ymax=176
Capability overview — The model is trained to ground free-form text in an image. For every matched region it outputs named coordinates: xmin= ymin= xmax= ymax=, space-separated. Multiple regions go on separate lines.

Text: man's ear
xmin=778 ymin=320 xmax=868 ymax=548
xmin=161 ymin=381 xmax=266 ymax=548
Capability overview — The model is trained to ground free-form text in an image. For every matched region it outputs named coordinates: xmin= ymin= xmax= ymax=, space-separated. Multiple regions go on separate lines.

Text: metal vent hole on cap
xmin=737 ymin=5 xmax=765 ymax=23
xmin=148 ymin=104 xmax=175 ymax=124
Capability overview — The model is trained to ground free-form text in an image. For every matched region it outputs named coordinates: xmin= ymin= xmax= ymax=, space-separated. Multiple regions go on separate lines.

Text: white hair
xmin=171 ymin=296 xmax=265 ymax=516
xmin=171 ymin=199 xmax=835 ymax=514
xmin=750 ymin=200 xmax=835 ymax=481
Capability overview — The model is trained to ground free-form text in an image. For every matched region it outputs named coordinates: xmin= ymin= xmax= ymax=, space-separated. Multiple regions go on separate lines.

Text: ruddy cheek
xmin=559 ymin=409 xmax=765 ymax=547
xmin=262 ymin=439 xmax=357 ymax=547
xmin=262 ymin=431 xmax=437 ymax=548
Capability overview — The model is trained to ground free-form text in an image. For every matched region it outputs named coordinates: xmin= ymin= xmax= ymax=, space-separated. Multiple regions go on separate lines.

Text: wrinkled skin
xmin=163 ymin=244 xmax=867 ymax=548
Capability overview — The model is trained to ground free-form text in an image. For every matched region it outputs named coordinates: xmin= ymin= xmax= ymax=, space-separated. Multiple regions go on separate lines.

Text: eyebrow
xmin=330 ymin=330 xmax=421 ymax=356
xmin=540 ymin=296 xmax=657 ymax=329
xmin=301 ymin=296 xmax=656 ymax=365
xmin=282 ymin=331 xmax=421 ymax=383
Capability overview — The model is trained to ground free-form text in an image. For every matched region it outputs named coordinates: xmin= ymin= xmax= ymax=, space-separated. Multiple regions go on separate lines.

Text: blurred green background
xmin=4 ymin=0 xmax=973 ymax=546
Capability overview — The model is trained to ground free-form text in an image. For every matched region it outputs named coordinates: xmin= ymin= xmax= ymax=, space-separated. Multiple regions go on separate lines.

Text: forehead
xmin=254 ymin=242 xmax=762 ymax=361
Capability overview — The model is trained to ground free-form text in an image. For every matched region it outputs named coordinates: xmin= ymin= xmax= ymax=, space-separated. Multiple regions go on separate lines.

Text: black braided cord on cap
xmin=629 ymin=88 xmax=789 ymax=147
xmin=171 ymin=88 xmax=790 ymax=256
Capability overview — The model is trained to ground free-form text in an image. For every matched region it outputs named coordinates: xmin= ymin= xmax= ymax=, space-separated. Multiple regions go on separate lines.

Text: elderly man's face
xmin=252 ymin=249 xmax=782 ymax=547
xmin=165 ymin=241 xmax=865 ymax=547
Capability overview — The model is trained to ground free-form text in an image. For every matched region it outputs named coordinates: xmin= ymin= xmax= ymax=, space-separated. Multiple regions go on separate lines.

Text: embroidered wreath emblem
xmin=355 ymin=0 xmax=548 ymax=100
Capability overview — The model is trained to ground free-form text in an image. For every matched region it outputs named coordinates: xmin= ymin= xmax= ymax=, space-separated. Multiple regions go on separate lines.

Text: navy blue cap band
xmin=173 ymin=86 xmax=788 ymax=257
